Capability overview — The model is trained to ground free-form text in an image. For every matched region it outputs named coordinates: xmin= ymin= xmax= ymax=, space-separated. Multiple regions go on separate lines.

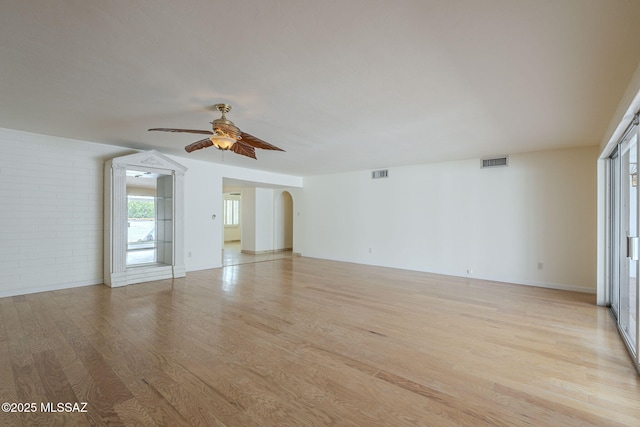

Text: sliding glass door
xmin=609 ymin=120 xmax=640 ymax=372
xmin=620 ymin=130 xmax=637 ymax=351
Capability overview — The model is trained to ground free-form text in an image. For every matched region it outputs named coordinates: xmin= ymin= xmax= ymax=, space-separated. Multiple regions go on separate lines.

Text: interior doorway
xmin=222 ymin=179 xmax=294 ymax=266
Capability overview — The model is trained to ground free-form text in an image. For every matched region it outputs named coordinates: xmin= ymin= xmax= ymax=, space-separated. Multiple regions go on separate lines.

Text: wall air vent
xmin=481 ymin=156 xmax=508 ymax=168
xmin=371 ymin=169 xmax=389 ymax=179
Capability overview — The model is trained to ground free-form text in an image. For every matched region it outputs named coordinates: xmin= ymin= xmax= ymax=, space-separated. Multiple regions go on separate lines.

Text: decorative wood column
xmin=106 ymin=163 xmax=129 ymax=287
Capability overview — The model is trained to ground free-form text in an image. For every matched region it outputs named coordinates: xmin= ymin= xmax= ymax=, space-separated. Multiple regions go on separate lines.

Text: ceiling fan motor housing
xmin=211 ymin=118 xmax=241 ymax=140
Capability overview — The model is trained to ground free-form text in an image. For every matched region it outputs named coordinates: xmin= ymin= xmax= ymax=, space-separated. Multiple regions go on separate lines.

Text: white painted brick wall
xmin=0 ymin=128 xmax=127 ymax=297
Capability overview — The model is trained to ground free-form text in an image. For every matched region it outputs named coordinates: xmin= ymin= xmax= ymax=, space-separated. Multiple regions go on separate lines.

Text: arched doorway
xmin=275 ymin=191 xmax=294 ymax=252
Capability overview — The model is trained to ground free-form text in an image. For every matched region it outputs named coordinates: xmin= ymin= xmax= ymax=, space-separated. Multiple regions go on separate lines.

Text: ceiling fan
xmin=148 ymin=104 xmax=284 ymax=159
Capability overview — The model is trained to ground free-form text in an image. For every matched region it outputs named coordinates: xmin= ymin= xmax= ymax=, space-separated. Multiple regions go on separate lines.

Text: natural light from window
xmin=224 ymin=199 xmax=239 ymax=226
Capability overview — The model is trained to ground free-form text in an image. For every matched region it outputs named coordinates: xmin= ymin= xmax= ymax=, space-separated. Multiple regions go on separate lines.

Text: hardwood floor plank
xmin=1 ymin=303 xmax=49 ymax=426
xmin=14 ymin=296 xmax=51 ymax=354
xmin=42 ymin=298 xmax=127 ymax=426
xmin=112 ymin=398 xmax=157 ymax=427
xmin=142 ymin=369 xmax=227 ymax=427
xmin=0 ymin=305 xmax=20 ymax=427
xmin=56 ymin=316 xmax=133 ymax=403
xmin=66 ymin=321 xmax=192 ymax=427
xmin=32 ymin=349 xmax=89 ymax=426
xmin=159 ymin=360 xmax=261 ymax=426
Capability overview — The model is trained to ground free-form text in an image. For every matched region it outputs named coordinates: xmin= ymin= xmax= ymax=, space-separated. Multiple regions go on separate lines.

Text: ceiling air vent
xmin=371 ymin=169 xmax=389 ymax=179
xmin=481 ymin=156 xmax=508 ymax=168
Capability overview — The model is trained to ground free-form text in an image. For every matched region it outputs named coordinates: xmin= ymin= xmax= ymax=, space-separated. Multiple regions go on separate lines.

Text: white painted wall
xmin=241 ymin=187 xmax=257 ymax=252
xmin=223 ymin=225 xmax=241 ymax=242
xmin=0 ymin=127 xmax=302 ymax=297
xmin=297 ymin=146 xmax=598 ymax=293
xmin=255 ymin=188 xmax=274 ymax=252
xmin=240 ymin=187 xmax=275 ymax=253
xmin=173 ymin=154 xmax=223 ymax=273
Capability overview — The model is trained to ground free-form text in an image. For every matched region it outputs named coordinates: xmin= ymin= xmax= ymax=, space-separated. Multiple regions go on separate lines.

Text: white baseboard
xmin=500 ymin=278 xmax=596 ymax=294
xmin=300 ymin=255 xmax=596 ymax=294
xmin=241 ymin=248 xmax=293 ymax=255
xmin=0 ymin=279 xmax=104 ymax=299
xmin=186 ymin=262 xmax=222 ymax=272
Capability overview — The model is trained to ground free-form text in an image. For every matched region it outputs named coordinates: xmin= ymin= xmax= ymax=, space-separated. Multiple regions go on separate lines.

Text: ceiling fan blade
xmin=240 ymin=132 xmax=284 ymax=151
xmin=149 ymin=128 xmax=213 ymax=135
xmin=231 ymin=141 xmax=257 ymax=159
xmin=185 ymin=138 xmax=214 ymax=153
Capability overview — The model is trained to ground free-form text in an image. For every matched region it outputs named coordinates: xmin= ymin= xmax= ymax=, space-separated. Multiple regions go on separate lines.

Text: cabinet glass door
xmin=127 ymin=194 xmax=157 ymax=265
xmin=125 ymin=171 xmax=173 ymax=267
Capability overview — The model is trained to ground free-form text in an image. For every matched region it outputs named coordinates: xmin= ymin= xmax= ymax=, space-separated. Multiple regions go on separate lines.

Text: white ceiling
xmin=1 ymin=0 xmax=640 ymax=176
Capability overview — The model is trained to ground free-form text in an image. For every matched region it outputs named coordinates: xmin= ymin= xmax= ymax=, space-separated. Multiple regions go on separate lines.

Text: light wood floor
xmin=1 ymin=257 xmax=639 ymax=426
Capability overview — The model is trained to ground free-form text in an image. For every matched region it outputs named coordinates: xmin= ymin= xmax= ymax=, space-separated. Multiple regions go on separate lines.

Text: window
xmin=224 ymin=199 xmax=240 ymax=226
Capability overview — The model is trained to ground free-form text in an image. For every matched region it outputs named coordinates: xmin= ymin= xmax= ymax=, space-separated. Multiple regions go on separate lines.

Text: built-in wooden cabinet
xmin=104 ymin=150 xmax=187 ymax=287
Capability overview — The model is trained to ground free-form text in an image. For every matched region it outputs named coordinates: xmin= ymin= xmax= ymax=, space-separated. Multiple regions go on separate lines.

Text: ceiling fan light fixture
xmin=209 ymin=130 xmax=236 ymax=150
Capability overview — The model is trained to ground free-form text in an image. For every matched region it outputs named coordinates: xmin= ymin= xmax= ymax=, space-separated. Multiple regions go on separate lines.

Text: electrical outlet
xmin=537 ymin=262 xmax=543 ymax=270
xmin=467 ymin=269 xmax=472 ymax=274
xmin=368 ymin=248 xmax=372 ymax=254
